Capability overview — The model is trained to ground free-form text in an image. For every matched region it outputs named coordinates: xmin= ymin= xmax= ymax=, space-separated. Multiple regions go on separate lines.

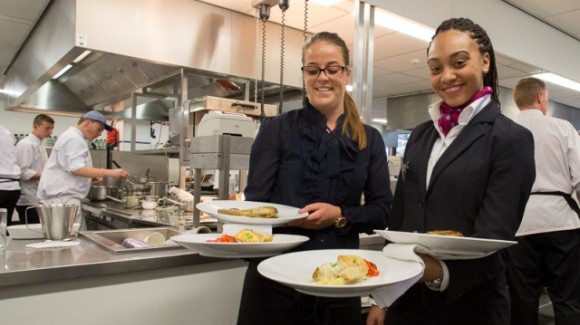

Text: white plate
xmin=258 ymin=249 xmax=423 ymax=298
xmin=170 ymin=233 xmax=309 ymax=258
xmin=374 ymin=230 xmax=517 ymax=258
xmin=196 ymin=200 xmax=308 ymax=226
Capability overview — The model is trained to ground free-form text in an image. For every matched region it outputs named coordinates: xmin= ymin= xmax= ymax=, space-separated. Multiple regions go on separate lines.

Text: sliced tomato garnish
xmin=365 ymin=259 xmax=380 ymax=276
xmin=206 ymin=234 xmax=238 ymax=243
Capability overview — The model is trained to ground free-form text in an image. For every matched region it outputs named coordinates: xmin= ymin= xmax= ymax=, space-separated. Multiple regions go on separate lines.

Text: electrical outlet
xmin=251 ymin=0 xmax=279 ymax=9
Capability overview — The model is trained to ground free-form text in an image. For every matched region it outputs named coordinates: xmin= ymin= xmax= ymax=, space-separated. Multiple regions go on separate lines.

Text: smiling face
xmin=302 ymin=40 xmax=350 ymax=115
xmin=427 ymin=29 xmax=490 ymax=107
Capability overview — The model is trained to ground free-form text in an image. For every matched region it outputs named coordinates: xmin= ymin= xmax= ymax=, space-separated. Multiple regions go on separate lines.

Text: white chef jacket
xmin=38 ymin=127 xmax=92 ymax=203
xmin=0 ymin=124 xmax=21 ymax=191
xmin=514 ymin=109 xmax=580 ymax=236
xmin=16 ymin=133 xmax=48 ymax=205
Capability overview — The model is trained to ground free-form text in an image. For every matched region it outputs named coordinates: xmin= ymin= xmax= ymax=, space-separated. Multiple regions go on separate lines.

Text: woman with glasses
xmin=236 ymin=32 xmax=392 ymax=325
xmin=366 ymin=18 xmax=536 ymax=325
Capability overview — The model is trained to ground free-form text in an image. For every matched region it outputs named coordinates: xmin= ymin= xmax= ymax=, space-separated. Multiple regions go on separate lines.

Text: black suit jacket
xmin=387 ymin=102 xmax=536 ymax=324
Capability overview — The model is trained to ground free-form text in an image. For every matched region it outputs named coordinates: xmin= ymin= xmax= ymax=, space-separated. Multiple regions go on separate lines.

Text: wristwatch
xmin=334 ymin=206 xmax=347 ymax=228
xmin=425 ymin=263 xmax=444 ymax=291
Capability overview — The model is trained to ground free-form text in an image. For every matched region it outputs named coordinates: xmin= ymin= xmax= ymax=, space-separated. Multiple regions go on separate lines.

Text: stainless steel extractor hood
xmin=2 ymin=0 xmax=305 ymax=118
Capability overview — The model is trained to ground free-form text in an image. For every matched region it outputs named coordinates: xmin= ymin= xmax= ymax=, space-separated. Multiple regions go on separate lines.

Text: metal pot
xmin=147 ymin=181 xmax=169 ymax=198
xmin=105 ymin=195 xmax=141 ymax=209
xmin=102 ymin=175 xmax=122 ymax=188
xmin=88 ymin=186 xmax=108 ymax=201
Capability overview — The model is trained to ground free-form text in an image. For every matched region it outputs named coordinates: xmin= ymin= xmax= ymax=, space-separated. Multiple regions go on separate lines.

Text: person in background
xmin=237 ymin=31 xmax=392 ymax=325
xmin=367 ymin=18 xmax=535 ymax=325
xmin=0 ymin=124 xmax=21 ymax=226
xmin=15 ymin=114 xmax=55 ymax=224
xmin=507 ymin=77 xmax=580 ymax=325
xmin=37 ymin=111 xmax=128 ymax=226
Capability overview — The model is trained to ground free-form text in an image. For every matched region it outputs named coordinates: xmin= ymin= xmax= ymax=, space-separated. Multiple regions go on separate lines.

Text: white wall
xmin=0 ymin=109 xmax=169 ymax=149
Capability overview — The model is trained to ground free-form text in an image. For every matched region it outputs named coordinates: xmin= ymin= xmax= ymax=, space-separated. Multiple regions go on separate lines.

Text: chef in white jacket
xmin=0 ymin=123 xmax=21 ymax=226
xmin=15 ymin=114 xmax=54 ymax=224
xmin=38 ymin=111 xmax=128 ymax=228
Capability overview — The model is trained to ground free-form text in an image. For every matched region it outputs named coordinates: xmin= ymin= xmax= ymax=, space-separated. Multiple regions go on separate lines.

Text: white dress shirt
xmin=0 ymin=124 xmax=21 ymax=191
xmin=16 ymin=133 xmax=48 ymax=205
xmin=425 ymin=94 xmax=491 ymax=291
xmin=514 ymin=109 xmax=580 ymax=236
xmin=38 ymin=127 xmax=92 ymax=203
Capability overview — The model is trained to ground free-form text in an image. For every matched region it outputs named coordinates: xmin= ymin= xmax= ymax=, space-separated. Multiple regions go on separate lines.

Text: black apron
xmin=530 ymin=191 xmax=580 ymax=219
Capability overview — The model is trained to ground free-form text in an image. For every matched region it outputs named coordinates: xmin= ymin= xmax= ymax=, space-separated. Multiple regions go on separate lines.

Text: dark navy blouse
xmin=244 ymin=103 xmax=392 ymax=251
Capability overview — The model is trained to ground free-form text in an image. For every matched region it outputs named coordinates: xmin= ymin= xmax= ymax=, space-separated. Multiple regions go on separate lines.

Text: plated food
xmin=171 ymin=233 xmax=309 ymax=258
xmin=217 ymin=206 xmax=278 ymax=218
xmin=257 ymin=249 xmax=423 ymax=297
xmin=426 ymin=230 xmax=463 ymax=237
xmin=196 ymin=201 xmax=308 ymax=226
xmin=206 ymin=229 xmax=273 ymax=243
xmin=313 ymin=255 xmax=380 ymax=285
xmin=374 ymin=229 xmax=517 ymax=259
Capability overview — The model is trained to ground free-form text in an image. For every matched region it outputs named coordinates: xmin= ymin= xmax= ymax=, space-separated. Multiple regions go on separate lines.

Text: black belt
xmin=0 ymin=178 xmax=19 ymax=184
xmin=531 ymin=191 xmax=580 ymax=219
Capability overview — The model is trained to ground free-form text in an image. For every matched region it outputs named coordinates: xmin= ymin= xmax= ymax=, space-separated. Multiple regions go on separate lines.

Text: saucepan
xmin=88 ymin=186 xmax=108 ymax=201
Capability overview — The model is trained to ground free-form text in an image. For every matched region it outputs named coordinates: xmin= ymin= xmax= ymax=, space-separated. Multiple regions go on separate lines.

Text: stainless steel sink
xmin=79 ymin=227 xmax=184 ymax=254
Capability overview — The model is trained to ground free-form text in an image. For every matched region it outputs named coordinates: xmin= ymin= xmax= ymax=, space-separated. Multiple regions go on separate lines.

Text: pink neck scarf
xmin=438 ymin=86 xmax=493 ymax=136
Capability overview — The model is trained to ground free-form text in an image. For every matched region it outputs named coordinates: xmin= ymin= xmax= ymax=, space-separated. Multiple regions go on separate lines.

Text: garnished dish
xmin=206 ymin=229 xmax=273 ymax=243
xmin=313 ymin=255 xmax=380 ymax=285
xmin=257 ymin=249 xmax=423 ymax=297
xmin=217 ymin=206 xmax=278 ymax=218
xmin=171 ymin=233 xmax=309 ymax=258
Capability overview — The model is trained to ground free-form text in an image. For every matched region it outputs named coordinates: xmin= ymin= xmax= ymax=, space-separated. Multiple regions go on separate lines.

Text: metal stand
xmin=189 ymin=135 xmax=254 ymax=228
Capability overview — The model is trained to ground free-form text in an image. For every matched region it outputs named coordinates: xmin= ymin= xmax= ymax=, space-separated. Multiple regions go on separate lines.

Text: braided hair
xmin=428 ymin=18 xmax=500 ymax=105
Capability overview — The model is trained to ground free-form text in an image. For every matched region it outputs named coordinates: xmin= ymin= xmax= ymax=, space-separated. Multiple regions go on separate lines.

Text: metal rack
xmin=189 ymin=135 xmax=254 ymax=227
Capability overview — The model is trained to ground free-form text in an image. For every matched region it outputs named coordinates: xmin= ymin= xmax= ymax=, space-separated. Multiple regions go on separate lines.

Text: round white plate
xmin=170 ymin=233 xmax=309 ymax=258
xmin=374 ymin=230 xmax=517 ymax=258
xmin=258 ymin=249 xmax=423 ymax=298
xmin=196 ymin=200 xmax=308 ymax=226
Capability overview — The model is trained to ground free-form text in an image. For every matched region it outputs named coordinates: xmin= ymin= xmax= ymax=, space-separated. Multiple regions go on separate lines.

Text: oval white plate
xmin=196 ymin=200 xmax=308 ymax=226
xmin=171 ymin=233 xmax=309 ymax=258
xmin=374 ymin=230 xmax=517 ymax=259
xmin=258 ymin=249 xmax=423 ymax=298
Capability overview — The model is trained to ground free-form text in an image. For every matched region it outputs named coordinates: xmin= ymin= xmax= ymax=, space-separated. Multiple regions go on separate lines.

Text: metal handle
xmin=231 ymin=102 xmax=257 ymax=109
xmin=105 ymin=195 xmax=124 ymax=203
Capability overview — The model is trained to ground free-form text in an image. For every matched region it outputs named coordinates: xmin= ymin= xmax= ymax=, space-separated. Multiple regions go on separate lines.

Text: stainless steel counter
xmin=0 ymin=235 xmax=223 ymax=288
xmin=81 ymin=199 xmax=218 ymax=230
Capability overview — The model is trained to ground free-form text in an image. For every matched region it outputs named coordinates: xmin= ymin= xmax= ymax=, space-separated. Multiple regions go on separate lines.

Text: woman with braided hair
xmin=367 ymin=18 xmax=535 ymax=324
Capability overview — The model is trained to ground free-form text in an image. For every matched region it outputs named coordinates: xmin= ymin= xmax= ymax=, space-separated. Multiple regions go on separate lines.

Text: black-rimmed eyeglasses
xmin=301 ymin=65 xmax=348 ymax=78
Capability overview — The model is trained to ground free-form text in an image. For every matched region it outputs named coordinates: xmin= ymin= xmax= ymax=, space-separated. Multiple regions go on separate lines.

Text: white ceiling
xmin=1 ymin=0 xmax=580 ymax=109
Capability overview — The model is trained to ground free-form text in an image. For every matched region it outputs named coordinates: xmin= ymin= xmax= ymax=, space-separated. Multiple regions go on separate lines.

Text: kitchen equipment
xmin=147 ymin=181 xmax=169 ymax=198
xmin=27 ymin=204 xmax=80 ymax=240
xmin=88 ymin=186 xmax=108 ymax=201
xmin=79 ymin=227 xmax=183 ymax=254
xmin=102 ymin=176 xmax=122 ymax=188
xmin=196 ymin=111 xmax=255 ymax=137
xmin=105 ymin=195 xmax=141 ymax=209
xmin=124 ymin=178 xmax=151 ymax=192
xmin=142 ymin=200 xmax=157 ymax=210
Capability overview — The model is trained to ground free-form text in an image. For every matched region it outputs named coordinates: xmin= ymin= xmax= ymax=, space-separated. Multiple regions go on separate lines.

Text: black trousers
xmin=0 ymin=189 xmax=21 ymax=226
xmin=16 ymin=205 xmax=40 ymax=224
xmin=237 ymin=260 xmax=361 ymax=325
xmin=507 ymin=228 xmax=580 ymax=325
